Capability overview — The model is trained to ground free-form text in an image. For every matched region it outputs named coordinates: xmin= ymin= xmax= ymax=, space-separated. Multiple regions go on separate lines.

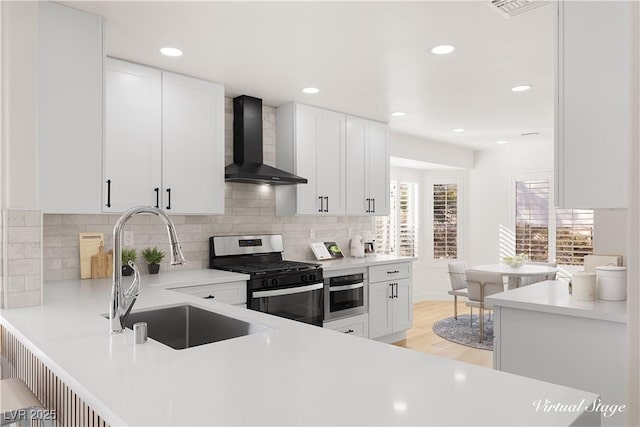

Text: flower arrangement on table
xmin=502 ymin=254 xmax=527 ymax=268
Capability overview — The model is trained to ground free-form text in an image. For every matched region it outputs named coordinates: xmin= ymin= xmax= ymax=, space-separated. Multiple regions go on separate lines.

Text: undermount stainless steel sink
xmin=118 ymin=304 xmax=268 ymax=350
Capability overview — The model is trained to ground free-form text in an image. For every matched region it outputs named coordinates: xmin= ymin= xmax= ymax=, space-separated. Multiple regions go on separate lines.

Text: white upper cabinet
xmin=162 ymin=72 xmax=225 ymax=214
xmin=39 ymin=2 xmax=103 ymax=213
xmin=555 ymin=0 xmax=631 ymax=209
xmin=345 ymin=116 xmax=389 ymax=216
xmin=276 ymin=103 xmax=346 ymax=215
xmin=104 ymin=59 xmax=162 ymax=212
xmin=103 ymin=59 xmax=225 ymax=214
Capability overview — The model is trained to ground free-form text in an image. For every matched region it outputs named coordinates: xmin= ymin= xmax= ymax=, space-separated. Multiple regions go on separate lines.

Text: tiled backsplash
xmin=43 ymin=99 xmax=374 ymax=281
xmin=4 ymin=210 xmax=42 ymax=308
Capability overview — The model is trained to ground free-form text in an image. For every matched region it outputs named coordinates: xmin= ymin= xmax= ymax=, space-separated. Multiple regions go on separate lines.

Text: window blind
xmin=433 ymin=183 xmax=458 ymax=259
xmin=556 ymin=209 xmax=594 ymax=265
xmin=376 ymin=181 xmax=418 ymax=257
xmin=515 ymin=180 xmax=549 ymax=262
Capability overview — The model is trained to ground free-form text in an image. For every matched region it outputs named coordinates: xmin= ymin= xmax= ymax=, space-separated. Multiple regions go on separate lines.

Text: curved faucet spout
xmin=110 ymin=206 xmax=186 ymax=334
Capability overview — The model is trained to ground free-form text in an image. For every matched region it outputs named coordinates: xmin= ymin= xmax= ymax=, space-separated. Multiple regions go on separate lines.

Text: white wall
xmin=391 ymin=166 xmax=471 ymax=302
xmin=468 ymin=142 xmax=554 ymax=266
xmin=390 ymin=132 xmax=474 ymax=169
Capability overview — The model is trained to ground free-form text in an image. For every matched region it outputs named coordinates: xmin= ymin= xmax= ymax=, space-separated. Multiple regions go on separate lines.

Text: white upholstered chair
xmin=465 ymin=270 xmax=505 ymax=342
xmin=447 ymin=262 xmax=469 ymax=319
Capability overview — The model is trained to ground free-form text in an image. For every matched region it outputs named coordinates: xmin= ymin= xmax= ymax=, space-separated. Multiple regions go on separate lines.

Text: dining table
xmin=470 ymin=264 xmax=559 ymax=288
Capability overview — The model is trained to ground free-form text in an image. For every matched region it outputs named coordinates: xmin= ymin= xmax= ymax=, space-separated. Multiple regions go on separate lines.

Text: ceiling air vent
xmin=490 ymin=0 xmax=548 ymax=18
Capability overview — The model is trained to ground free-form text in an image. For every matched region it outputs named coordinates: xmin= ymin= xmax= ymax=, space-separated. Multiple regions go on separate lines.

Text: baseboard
xmin=373 ymin=331 xmax=407 ymax=344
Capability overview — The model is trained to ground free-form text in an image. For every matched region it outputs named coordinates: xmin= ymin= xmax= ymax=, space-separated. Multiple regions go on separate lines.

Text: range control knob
xmin=261 ymin=279 xmax=268 ymax=287
xmin=271 ymin=278 xmax=279 ymax=286
xmin=301 ymin=274 xmax=308 ymax=282
xmin=309 ymin=274 xmax=316 ymax=282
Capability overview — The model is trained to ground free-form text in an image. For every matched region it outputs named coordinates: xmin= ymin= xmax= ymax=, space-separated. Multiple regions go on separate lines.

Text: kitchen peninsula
xmin=488 ymin=280 xmax=627 ymax=426
xmin=1 ymin=272 xmax=600 ymax=426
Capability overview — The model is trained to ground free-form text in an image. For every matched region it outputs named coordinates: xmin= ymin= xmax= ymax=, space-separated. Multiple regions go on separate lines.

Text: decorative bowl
xmin=502 ymin=256 xmax=526 ymax=269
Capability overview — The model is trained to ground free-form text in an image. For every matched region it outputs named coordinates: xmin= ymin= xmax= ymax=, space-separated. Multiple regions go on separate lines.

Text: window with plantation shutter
xmin=556 ymin=209 xmax=594 ymax=265
xmin=376 ymin=181 xmax=418 ymax=257
xmin=433 ymin=183 xmax=458 ymax=259
xmin=514 ymin=178 xmax=594 ymax=265
xmin=515 ymin=180 xmax=549 ymax=262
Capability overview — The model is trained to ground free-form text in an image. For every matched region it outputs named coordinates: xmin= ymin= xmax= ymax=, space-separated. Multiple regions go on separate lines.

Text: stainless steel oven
xmin=250 ymin=282 xmax=324 ymax=326
xmin=324 ymin=272 xmax=367 ymax=321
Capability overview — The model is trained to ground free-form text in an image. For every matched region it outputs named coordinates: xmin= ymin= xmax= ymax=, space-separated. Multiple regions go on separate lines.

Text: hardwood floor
xmin=392 ymin=300 xmax=493 ymax=368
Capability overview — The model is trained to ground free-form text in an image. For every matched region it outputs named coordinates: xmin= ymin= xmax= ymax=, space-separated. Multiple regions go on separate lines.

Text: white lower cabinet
xmin=323 ymin=313 xmax=369 ymax=338
xmin=168 ymin=281 xmax=246 ymax=306
xmin=368 ymin=278 xmax=412 ymax=339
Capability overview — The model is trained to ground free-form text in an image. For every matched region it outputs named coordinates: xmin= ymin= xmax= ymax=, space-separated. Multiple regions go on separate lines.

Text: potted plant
xmin=142 ymin=246 xmax=165 ymax=274
xmin=121 ymin=248 xmax=137 ymax=276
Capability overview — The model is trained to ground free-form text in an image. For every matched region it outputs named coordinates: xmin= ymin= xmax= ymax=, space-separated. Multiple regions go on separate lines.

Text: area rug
xmin=432 ymin=314 xmax=494 ymax=351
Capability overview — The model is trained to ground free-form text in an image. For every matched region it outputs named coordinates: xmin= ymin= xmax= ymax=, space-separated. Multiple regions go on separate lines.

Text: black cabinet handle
xmin=324 ymin=196 xmax=329 ymax=212
xmin=394 ymin=283 xmax=398 ymax=298
xmin=105 ymin=180 xmax=111 ymax=208
xmin=387 ymin=270 xmax=400 ymax=275
xmin=318 ymin=196 xmax=323 ymax=212
xmin=372 ymin=198 xmax=376 ymax=213
xmin=204 ymin=295 xmax=215 ymax=299
xmin=154 ymin=187 xmax=160 ymax=208
xmin=389 ymin=283 xmax=394 ymax=299
xmin=166 ymin=188 xmax=172 ymax=210
xmin=366 ymin=198 xmax=371 ymax=213
xmin=343 ymin=329 xmax=354 ymax=334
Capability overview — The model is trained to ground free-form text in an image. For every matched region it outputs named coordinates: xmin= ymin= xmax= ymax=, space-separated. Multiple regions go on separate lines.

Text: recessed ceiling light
xmin=453 ymin=128 xmax=465 ymax=133
xmin=431 ymin=44 xmax=455 ymax=55
xmin=511 ymin=85 xmax=532 ymax=92
xmin=160 ymin=47 xmax=183 ymax=57
xmin=497 ymin=140 xmax=509 ymax=145
xmin=391 ymin=111 xmax=407 ymax=117
xmin=302 ymin=87 xmax=319 ymax=94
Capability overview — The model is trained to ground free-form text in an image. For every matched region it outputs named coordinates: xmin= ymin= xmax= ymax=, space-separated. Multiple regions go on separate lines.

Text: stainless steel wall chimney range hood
xmin=225 ymin=95 xmax=307 ymax=185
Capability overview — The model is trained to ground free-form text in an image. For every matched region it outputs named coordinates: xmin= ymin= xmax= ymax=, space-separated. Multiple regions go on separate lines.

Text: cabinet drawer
xmin=323 ymin=314 xmax=369 ymax=338
xmin=168 ymin=281 xmax=246 ymax=305
xmin=369 ymin=262 xmax=412 ymax=283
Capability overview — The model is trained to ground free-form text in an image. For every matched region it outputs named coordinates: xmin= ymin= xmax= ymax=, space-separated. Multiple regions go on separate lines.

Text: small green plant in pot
xmin=121 ymin=248 xmax=137 ymax=276
xmin=142 ymin=247 xmax=165 ymax=274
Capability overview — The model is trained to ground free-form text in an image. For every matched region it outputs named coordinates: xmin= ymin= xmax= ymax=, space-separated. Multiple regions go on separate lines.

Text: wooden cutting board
xmin=91 ymin=242 xmax=113 ymax=279
xmin=79 ymin=233 xmax=104 ymax=279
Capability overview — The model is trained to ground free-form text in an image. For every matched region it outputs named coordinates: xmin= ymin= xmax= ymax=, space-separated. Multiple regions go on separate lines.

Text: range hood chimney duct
xmin=225 ymin=95 xmax=307 ymax=185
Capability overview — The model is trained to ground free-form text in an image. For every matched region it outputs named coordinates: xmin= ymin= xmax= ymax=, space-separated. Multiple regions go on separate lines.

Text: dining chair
xmin=447 ymin=262 xmax=469 ymax=320
xmin=521 ymin=261 xmax=558 ymax=287
xmin=465 ymin=270 xmax=505 ymax=342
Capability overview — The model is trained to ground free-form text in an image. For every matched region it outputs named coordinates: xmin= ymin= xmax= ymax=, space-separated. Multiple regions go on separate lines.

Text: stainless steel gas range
xmin=209 ymin=235 xmax=324 ymax=326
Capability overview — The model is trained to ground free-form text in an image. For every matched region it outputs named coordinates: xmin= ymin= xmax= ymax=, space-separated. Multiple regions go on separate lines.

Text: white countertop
xmin=314 ymin=255 xmax=415 ymax=272
xmin=487 ymin=280 xmax=627 ymax=323
xmin=0 ymin=272 xmax=599 ymax=426
xmin=142 ymin=268 xmax=250 ymax=289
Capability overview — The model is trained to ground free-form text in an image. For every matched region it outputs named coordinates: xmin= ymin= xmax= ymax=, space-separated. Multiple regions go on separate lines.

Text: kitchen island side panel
xmin=494 ymin=306 xmax=626 ymax=427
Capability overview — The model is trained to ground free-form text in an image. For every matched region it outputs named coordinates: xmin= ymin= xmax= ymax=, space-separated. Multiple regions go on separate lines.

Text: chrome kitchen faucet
xmin=109 ymin=206 xmax=186 ymax=334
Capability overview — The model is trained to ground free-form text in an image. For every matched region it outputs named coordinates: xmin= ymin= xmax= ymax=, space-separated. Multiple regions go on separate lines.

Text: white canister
xmin=571 ymin=272 xmax=596 ymax=302
xmin=596 ymin=266 xmax=627 ymax=301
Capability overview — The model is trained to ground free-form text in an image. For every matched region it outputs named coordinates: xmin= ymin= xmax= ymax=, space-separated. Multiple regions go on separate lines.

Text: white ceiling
xmin=65 ymin=1 xmax=555 ymax=151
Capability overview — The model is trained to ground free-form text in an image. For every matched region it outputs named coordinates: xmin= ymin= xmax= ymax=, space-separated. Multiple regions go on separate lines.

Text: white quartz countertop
xmin=487 ymin=280 xmax=627 ymax=323
xmin=314 ymin=255 xmax=415 ymax=272
xmin=0 ymin=272 xmax=599 ymax=426
xmin=142 ymin=268 xmax=250 ymax=289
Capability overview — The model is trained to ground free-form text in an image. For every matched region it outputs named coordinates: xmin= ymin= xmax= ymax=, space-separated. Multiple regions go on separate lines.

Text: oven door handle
xmin=252 ymin=282 xmax=324 ymax=298
xmin=329 ymin=282 xmax=364 ymax=292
